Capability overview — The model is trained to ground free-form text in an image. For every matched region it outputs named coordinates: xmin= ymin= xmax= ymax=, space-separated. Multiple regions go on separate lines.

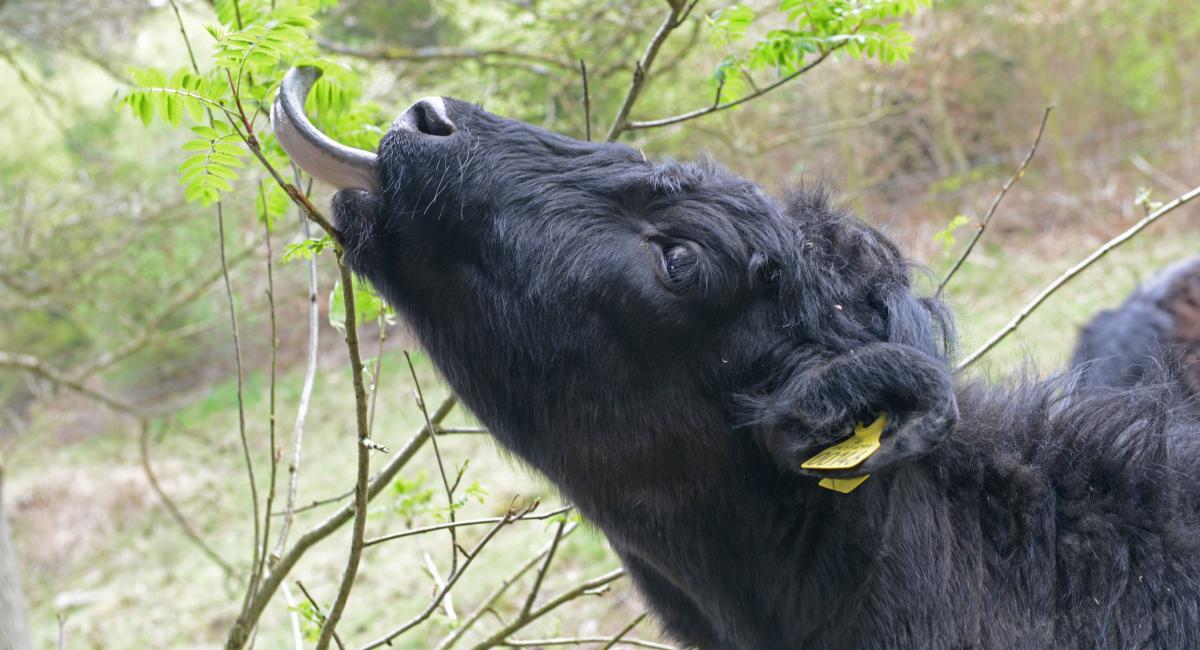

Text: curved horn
xmin=271 ymin=66 xmax=379 ymax=192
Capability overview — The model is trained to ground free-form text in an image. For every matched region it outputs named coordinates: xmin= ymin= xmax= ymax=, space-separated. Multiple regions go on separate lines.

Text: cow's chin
xmin=331 ymin=188 xmax=382 ymax=232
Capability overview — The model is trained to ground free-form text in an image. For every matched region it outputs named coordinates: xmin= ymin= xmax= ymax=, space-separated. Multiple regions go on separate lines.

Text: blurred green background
xmin=0 ymin=1 xmax=1197 ymax=647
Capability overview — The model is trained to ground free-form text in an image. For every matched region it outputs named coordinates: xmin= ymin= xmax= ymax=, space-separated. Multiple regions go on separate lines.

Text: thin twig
xmin=959 ymin=182 xmax=1200 ymax=369
xmin=602 ymin=613 xmax=649 ymax=650
xmin=255 ymin=198 xmax=281 ymax=602
xmin=422 ymin=548 xmax=457 ymax=621
xmin=274 ymin=170 xmax=319 ymax=558
xmin=0 ymin=350 xmax=138 ymax=415
xmin=466 ymin=569 xmax=627 ymax=650
xmin=434 ymin=522 xmax=580 ymax=650
xmin=317 ymin=38 xmax=575 ymax=71
xmin=296 ymin=580 xmax=346 ymax=650
xmin=139 ymin=419 xmax=235 ymax=577
xmin=366 ymin=504 xmax=571 ymax=547
xmin=368 ymin=317 xmax=388 ymax=434
xmin=504 ymin=636 xmax=676 ymax=650
xmin=404 ymin=350 xmax=460 ymax=572
xmin=220 ymin=202 xmax=262 ymax=620
xmin=1130 ymin=153 xmax=1191 ymax=195
xmin=518 ymin=520 xmax=567 ymax=620
xmin=437 ymin=426 xmax=490 ymax=435
xmin=580 ymin=59 xmax=592 ymax=142
xmin=605 ymin=0 xmax=697 ymax=141
xmin=280 ymin=583 xmax=305 ymax=650
xmin=224 ymin=397 xmax=458 ymax=650
xmin=314 ymin=256 xmax=376 ymax=649
xmin=625 ymin=43 xmax=846 ymax=132
xmin=360 ymin=502 xmax=537 ymax=649
xmin=167 ymin=0 xmax=200 ymax=75
xmin=937 ymin=106 xmax=1053 ymax=296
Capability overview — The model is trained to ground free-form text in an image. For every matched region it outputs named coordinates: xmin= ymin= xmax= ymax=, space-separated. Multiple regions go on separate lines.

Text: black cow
xmin=274 ymin=68 xmax=1200 ymax=649
xmin=1072 ymin=256 xmax=1200 ymax=402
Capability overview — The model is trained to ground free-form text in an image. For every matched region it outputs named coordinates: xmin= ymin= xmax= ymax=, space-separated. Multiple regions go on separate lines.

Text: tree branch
xmin=605 ymin=0 xmax=697 ymax=142
xmin=139 ymin=419 xmax=235 ymax=578
xmin=937 ymin=106 xmax=1053 ymax=296
xmin=314 ymin=255 xmax=377 ymax=649
xmin=959 ymin=182 xmax=1200 ymax=369
xmin=360 ymin=501 xmax=538 ymax=649
xmin=0 ymin=350 xmax=138 ymax=415
xmin=220 ymin=202 xmax=263 ymax=627
xmin=625 ymin=43 xmax=845 ymax=132
xmin=580 ymin=59 xmax=592 ymax=142
xmin=273 ymin=171 xmax=320 ymax=558
xmin=505 ymin=634 xmax=675 ymax=650
xmin=434 ymin=522 xmax=580 ymax=650
xmin=318 ymin=38 xmax=574 ymax=72
xmin=365 ymin=504 xmax=571 ymax=547
xmin=296 ymin=580 xmax=346 ymax=650
xmin=224 ymin=396 xmax=458 ymax=650
xmin=517 ymin=519 xmax=566 ymax=621
xmin=466 ymin=568 xmax=627 ymax=650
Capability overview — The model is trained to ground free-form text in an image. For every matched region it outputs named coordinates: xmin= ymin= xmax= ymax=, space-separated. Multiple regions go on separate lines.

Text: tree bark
xmin=0 ymin=464 xmax=32 ymax=650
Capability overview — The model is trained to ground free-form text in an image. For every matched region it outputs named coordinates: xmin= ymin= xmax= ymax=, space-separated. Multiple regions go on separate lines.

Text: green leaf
xmin=329 ymin=277 xmax=390 ymax=333
xmin=933 ymin=215 xmax=972 ymax=255
xmin=280 ymin=235 xmax=332 ymax=263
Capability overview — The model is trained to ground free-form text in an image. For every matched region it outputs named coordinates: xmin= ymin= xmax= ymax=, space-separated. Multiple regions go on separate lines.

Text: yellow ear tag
xmin=818 ymin=475 xmax=871 ymax=493
xmin=801 ymin=413 xmax=888 ymax=493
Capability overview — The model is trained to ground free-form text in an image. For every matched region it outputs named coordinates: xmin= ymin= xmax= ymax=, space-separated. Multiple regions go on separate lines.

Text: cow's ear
xmin=754 ymin=342 xmax=958 ymax=479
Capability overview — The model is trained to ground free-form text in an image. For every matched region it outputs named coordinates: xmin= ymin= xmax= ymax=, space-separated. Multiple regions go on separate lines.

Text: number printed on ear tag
xmin=800 ymin=412 xmax=888 ymax=471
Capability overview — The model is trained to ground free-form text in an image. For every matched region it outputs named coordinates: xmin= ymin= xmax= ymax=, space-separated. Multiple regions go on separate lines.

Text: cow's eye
xmin=662 ymin=244 xmax=697 ymax=285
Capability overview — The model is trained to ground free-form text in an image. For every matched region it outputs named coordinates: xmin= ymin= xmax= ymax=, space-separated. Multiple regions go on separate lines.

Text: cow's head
xmin=274 ymin=67 xmax=958 ymax=488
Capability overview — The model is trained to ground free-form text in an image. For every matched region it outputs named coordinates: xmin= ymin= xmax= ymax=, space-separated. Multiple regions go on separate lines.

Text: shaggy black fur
xmin=332 ymin=99 xmax=1200 ymax=649
xmin=1072 ymin=257 xmax=1200 ymax=401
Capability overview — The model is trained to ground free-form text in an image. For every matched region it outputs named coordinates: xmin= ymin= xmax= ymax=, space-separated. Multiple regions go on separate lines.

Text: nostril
xmin=408 ymin=98 xmax=455 ymax=137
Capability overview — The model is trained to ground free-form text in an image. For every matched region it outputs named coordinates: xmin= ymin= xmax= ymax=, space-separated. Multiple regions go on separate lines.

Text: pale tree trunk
xmin=0 ymin=463 xmax=32 ymax=650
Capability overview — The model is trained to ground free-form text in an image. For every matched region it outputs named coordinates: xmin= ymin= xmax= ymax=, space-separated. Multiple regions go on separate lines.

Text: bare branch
xmin=314 ymin=256 xmax=377 ymax=649
xmin=602 ymin=613 xmax=650 ymax=650
xmin=139 ymin=419 xmax=235 ymax=577
xmin=437 ymin=426 xmax=490 ymax=435
xmin=959 ymin=182 xmax=1200 ymax=369
xmin=1130 ymin=153 xmax=1191 ymax=195
xmin=580 ymin=59 xmax=592 ymax=142
xmin=296 ymin=580 xmax=346 ymax=650
xmin=938 ymin=106 xmax=1053 ymax=296
xmin=605 ymin=0 xmax=697 ymax=142
xmin=365 ymin=504 xmax=572 ymax=547
xmin=0 ymin=350 xmax=138 ymax=415
xmin=518 ymin=520 xmax=567 ymax=620
xmin=257 ymin=208 xmax=281 ymax=610
xmin=225 ymin=396 xmax=458 ymax=650
xmin=435 ymin=522 xmax=580 ymax=650
xmin=503 ymin=636 xmax=676 ymax=650
xmin=466 ymin=568 xmax=627 ymax=650
xmin=317 ymin=37 xmax=575 ymax=72
xmin=404 ymin=350 xmax=460 ymax=571
xmin=360 ymin=501 xmax=538 ymax=649
xmin=167 ymin=0 xmax=200 ymax=75
xmin=280 ymin=583 xmax=305 ymax=650
xmin=219 ymin=202 xmax=262 ymax=624
xmin=274 ymin=170 xmax=319 ymax=558
xmin=625 ymin=43 xmax=845 ymax=133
